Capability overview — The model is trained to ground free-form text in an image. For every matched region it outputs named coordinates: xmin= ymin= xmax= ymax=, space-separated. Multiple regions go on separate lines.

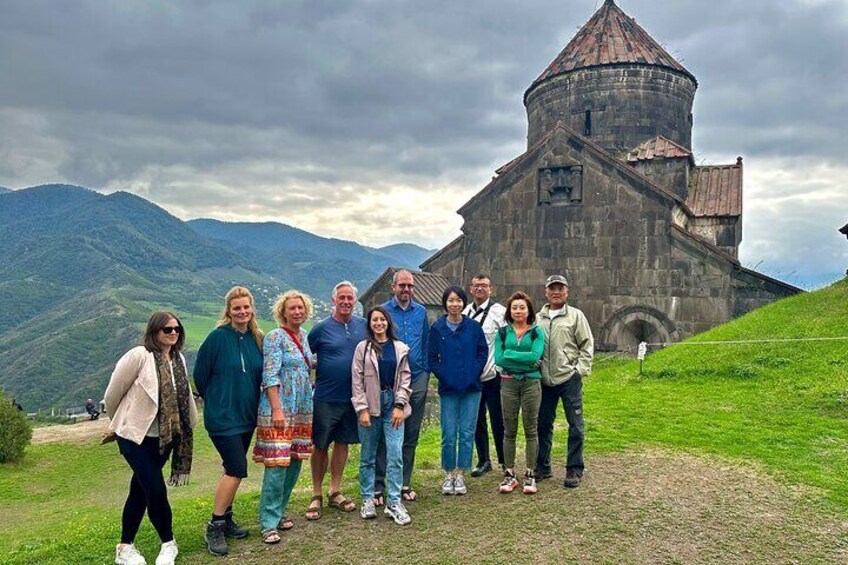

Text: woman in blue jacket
xmin=193 ymin=286 xmax=263 ymax=557
xmin=428 ymin=286 xmax=488 ymax=497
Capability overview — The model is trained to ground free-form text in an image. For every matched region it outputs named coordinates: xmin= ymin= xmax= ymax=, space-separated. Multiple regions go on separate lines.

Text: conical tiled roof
xmin=529 ymin=0 xmax=695 ymax=92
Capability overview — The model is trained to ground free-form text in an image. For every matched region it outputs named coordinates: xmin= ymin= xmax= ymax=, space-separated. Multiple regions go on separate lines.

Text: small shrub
xmin=727 ymin=364 xmax=759 ymax=380
xmin=0 ymin=393 xmax=33 ymax=463
xmin=644 ymin=368 xmax=678 ymax=379
xmin=753 ymin=356 xmax=791 ymax=369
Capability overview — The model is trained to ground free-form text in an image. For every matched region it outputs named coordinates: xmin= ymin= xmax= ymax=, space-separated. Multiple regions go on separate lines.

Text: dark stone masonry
xmin=416 ymin=0 xmax=800 ymax=351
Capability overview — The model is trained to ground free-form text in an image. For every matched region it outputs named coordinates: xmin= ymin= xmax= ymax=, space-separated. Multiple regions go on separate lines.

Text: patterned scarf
xmin=154 ymin=350 xmax=194 ymax=486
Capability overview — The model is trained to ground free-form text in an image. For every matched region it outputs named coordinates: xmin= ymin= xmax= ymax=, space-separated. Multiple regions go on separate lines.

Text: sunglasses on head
xmin=161 ymin=326 xmax=182 ymax=335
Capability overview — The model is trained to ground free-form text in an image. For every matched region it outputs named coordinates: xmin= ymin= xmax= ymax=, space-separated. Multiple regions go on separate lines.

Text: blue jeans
xmin=375 ymin=371 xmax=428 ymax=494
xmin=258 ymin=459 xmax=302 ymax=530
xmin=359 ymin=390 xmax=405 ymax=504
xmin=439 ymin=392 xmax=482 ymax=471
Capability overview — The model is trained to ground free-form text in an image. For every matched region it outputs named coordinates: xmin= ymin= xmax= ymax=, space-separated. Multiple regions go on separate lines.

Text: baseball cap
xmin=545 ymin=274 xmax=568 ymax=288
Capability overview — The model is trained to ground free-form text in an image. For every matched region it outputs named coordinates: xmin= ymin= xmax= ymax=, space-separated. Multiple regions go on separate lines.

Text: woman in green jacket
xmin=494 ymin=291 xmax=545 ymax=495
xmin=193 ymin=286 xmax=264 ymax=556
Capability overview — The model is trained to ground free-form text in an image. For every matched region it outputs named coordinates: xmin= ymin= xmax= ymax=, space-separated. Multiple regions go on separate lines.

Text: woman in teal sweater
xmin=494 ymin=291 xmax=545 ymax=495
xmin=193 ymin=286 xmax=264 ymax=556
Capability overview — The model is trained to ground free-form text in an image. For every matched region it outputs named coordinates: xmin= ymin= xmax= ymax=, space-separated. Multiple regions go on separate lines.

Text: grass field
xmin=2 ymin=280 xmax=847 ymax=563
xmin=178 ymin=314 xmax=280 ymax=349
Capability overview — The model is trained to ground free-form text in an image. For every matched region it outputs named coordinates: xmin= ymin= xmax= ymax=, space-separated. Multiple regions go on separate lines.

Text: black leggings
xmin=117 ymin=436 xmax=174 ymax=544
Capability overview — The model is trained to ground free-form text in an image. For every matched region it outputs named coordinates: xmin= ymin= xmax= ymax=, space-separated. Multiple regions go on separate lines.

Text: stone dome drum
xmin=524 ymin=0 xmax=698 ymax=154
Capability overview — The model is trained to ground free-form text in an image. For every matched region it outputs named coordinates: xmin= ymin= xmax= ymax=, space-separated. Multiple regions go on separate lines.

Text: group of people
xmin=103 ymin=271 xmax=593 ymax=565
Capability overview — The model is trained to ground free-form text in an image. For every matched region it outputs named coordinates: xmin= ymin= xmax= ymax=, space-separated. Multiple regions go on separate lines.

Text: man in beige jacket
xmin=535 ymin=274 xmax=594 ymax=488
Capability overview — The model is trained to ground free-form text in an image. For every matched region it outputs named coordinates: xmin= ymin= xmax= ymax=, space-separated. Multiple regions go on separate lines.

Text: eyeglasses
xmin=471 ymin=283 xmax=490 ymax=289
xmin=396 ymin=284 xmax=415 ymax=289
xmin=161 ymin=326 xmax=182 ymax=335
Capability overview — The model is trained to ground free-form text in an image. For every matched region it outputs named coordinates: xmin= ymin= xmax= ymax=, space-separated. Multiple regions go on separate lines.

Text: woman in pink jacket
xmin=351 ymin=306 xmax=413 ymax=526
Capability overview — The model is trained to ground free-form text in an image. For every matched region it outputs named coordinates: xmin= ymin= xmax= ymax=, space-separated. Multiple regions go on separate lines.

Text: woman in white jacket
xmin=104 ymin=311 xmax=198 ymax=565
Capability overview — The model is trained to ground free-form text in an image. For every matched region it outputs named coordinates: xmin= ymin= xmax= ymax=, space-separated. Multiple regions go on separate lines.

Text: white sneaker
xmin=454 ymin=474 xmax=467 ymax=495
xmin=441 ymin=475 xmax=454 ymax=495
xmin=155 ymin=540 xmax=178 ymax=565
xmin=360 ymin=498 xmax=377 ymax=519
xmin=115 ymin=544 xmax=147 ymax=565
xmin=384 ymin=502 xmax=412 ymax=525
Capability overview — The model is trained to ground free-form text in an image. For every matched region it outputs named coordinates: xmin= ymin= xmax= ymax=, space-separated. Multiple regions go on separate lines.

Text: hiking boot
xmin=154 ymin=540 xmax=178 ymax=565
xmin=522 ymin=471 xmax=537 ymax=495
xmin=534 ymin=468 xmax=553 ymax=482
xmin=360 ymin=498 xmax=377 ymax=519
xmin=470 ymin=460 xmax=492 ymax=477
xmin=499 ymin=471 xmax=519 ymax=494
xmin=205 ymin=519 xmax=228 ymax=556
xmin=384 ymin=502 xmax=412 ymax=525
xmin=564 ymin=468 xmax=582 ymax=488
xmin=453 ymin=475 xmax=467 ymax=495
xmin=115 ymin=544 xmax=147 ymax=565
xmin=441 ymin=475 xmax=455 ymax=495
xmin=224 ymin=510 xmax=248 ymax=539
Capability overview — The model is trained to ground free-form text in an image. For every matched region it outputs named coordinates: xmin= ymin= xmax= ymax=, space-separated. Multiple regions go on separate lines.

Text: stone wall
xmin=631 ymin=157 xmax=690 ymax=201
xmin=689 ymin=217 xmax=742 ymax=258
xmin=525 ymin=65 xmax=697 ymax=154
xmin=427 ymin=129 xmax=798 ymax=350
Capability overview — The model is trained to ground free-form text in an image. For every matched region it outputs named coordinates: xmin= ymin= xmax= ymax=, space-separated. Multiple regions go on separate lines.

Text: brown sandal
xmin=305 ymin=494 xmax=322 ymax=520
xmin=262 ymin=528 xmax=281 ymax=544
xmin=279 ymin=516 xmax=294 ymax=530
xmin=327 ymin=491 xmax=356 ymax=512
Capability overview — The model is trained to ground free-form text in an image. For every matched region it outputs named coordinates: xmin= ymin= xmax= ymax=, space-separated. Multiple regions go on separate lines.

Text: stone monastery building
xmin=420 ymin=0 xmax=799 ymax=350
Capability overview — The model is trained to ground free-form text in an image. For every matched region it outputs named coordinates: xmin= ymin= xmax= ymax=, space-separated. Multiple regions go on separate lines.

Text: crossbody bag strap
xmin=283 ymin=328 xmax=310 ymax=367
xmin=473 ymin=302 xmax=494 ymax=326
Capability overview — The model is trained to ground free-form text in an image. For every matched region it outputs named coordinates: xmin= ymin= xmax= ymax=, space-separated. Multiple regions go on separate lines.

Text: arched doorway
xmin=598 ymin=305 xmax=679 ymax=352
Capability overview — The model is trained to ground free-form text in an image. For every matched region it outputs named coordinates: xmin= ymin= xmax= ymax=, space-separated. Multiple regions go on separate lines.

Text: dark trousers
xmin=474 ymin=376 xmax=505 ymax=467
xmin=535 ymin=376 xmax=584 ymax=475
xmin=375 ymin=373 xmax=428 ymax=493
xmin=117 ymin=436 xmax=174 ymax=544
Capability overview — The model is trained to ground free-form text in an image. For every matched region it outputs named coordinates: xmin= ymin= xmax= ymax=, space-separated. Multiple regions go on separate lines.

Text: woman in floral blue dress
xmin=253 ymin=290 xmax=315 ymax=544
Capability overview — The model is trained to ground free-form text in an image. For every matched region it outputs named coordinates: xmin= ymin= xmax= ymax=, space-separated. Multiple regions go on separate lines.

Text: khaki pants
xmin=500 ymin=377 xmax=542 ymax=471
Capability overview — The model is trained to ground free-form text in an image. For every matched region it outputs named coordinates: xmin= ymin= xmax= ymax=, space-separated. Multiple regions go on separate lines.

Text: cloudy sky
xmin=1 ymin=0 xmax=846 ymax=288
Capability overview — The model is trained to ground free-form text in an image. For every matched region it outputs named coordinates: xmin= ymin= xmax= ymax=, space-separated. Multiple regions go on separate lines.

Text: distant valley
xmin=0 ymin=184 xmax=433 ymax=411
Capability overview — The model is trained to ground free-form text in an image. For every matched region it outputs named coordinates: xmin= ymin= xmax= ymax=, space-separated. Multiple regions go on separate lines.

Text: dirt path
xmin=182 ymin=450 xmax=848 ymax=564
xmin=31 ymin=417 xmax=109 ymax=444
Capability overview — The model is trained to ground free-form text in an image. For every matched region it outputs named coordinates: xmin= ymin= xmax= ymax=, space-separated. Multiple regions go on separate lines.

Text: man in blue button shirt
xmin=374 ymin=269 xmax=430 ymax=503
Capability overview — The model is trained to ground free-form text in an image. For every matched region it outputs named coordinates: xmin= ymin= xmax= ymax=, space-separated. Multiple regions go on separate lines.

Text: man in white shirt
xmin=462 ymin=274 xmax=507 ymax=477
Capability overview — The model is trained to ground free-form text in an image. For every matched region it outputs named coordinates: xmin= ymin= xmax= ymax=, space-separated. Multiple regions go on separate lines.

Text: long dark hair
xmin=365 ymin=305 xmax=395 ymax=359
xmin=143 ymin=311 xmax=185 ymax=353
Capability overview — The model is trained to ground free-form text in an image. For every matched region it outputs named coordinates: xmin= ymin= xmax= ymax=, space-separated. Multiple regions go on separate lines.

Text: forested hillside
xmin=0 ymin=185 xmax=431 ymax=410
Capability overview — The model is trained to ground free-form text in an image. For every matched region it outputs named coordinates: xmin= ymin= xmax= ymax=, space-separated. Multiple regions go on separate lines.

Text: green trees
xmin=0 ymin=393 xmax=32 ymax=463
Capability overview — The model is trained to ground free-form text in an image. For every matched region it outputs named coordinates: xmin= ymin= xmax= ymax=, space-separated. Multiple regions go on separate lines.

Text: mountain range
xmin=0 ymin=184 xmax=433 ymax=411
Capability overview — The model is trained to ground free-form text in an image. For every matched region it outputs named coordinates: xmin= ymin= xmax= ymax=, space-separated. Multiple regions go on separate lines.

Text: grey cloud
xmin=0 ymin=0 xmax=845 ymax=286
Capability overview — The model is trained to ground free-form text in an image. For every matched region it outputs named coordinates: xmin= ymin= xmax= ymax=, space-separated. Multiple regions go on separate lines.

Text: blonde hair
xmin=217 ymin=286 xmax=264 ymax=350
xmin=272 ymin=290 xmax=314 ymax=326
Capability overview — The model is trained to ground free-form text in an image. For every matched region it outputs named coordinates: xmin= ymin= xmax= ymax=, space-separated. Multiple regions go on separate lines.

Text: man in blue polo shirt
xmin=306 ymin=281 xmax=367 ymax=518
xmin=373 ymin=269 xmax=430 ymax=504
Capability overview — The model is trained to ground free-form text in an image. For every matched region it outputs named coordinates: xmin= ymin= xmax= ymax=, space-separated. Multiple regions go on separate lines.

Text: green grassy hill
xmin=590 ymin=277 xmax=848 ymax=507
